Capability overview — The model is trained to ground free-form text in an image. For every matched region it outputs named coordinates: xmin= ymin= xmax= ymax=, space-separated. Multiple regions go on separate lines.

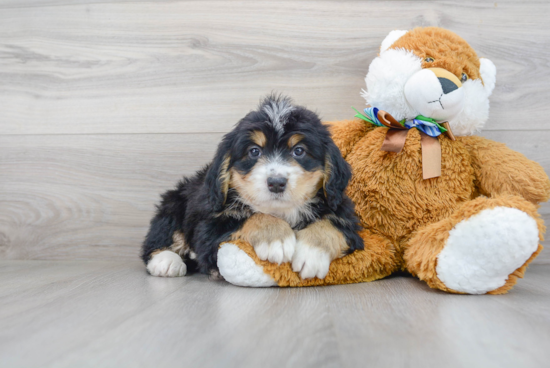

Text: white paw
xmin=291 ymin=241 xmax=331 ymax=279
xmin=147 ymin=250 xmax=187 ymax=277
xmin=218 ymin=243 xmax=277 ymax=287
xmin=437 ymin=207 xmax=539 ymax=294
xmin=254 ymin=235 xmax=296 ymax=264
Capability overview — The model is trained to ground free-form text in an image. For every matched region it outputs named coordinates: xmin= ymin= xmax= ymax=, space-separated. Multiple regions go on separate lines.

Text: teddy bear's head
xmin=362 ymin=27 xmax=496 ymax=136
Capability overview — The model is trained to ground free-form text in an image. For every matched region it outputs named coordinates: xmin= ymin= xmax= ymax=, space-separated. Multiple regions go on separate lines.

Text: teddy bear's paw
xmin=146 ymin=250 xmax=187 ymax=277
xmin=291 ymin=241 xmax=331 ymax=280
xmin=436 ymin=207 xmax=539 ymax=294
xmin=218 ymin=243 xmax=277 ymax=287
xmin=254 ymin=234 xmax=296 ymax=264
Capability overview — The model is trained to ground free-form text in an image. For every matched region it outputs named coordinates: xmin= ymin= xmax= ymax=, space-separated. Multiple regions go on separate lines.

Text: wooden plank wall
xmin=1 ymin=0 xmax=549 ymax=263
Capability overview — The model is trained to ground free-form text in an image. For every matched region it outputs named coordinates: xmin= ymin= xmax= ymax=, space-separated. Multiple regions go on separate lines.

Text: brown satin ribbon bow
xmin=375 ymin=110 xmax=455 ymax=179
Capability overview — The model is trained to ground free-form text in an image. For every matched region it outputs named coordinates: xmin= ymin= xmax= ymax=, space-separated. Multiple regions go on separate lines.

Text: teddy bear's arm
xmin=326 ymin=119 xmax=375 ymax=158
xmin=459 ymin=135 xmax=550 ymax=204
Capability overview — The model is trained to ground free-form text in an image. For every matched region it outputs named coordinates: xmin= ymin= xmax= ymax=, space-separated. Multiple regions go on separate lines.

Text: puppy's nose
xmin=267 ymin=177 xmax=287 ymax=193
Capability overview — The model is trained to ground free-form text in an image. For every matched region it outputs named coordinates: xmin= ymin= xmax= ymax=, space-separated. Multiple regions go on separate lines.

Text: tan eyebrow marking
xmin=288 ymin=134 xmax=305 ymax=148
xmin=250 ymin=130 xmax=266 ymax=147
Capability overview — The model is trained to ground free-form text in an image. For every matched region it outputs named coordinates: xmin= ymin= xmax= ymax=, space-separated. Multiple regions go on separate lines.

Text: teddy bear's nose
xmin=438 ymin=77 xmax=459 ymax=94
xmin=427 ymin=67 xmax=462 ymax=95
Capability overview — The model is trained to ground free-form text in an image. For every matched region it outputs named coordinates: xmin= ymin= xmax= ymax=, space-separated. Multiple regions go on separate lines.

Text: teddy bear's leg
xmin=404 ymin=195 xmax=544 ymax=294
xmin=218 ymin=230 xmax=399 ymax=287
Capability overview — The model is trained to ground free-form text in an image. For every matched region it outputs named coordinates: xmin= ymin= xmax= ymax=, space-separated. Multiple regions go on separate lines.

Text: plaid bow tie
xmin=351 ymin=107 xmax=456 ymax=180
xmin=354 ymin=107 xmax=448 ymax=137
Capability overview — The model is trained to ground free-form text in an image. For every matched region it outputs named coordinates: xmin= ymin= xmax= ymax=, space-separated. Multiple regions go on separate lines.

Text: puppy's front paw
xmin=254 ymin=235 xmax=296 ymax=264
xmin=292 ymin=241 xmax=331 ymax=279
xmin=235 ymin=213 xmax=296 ymax=264
xmin=147 ymin=250 xmax=187 ymax=277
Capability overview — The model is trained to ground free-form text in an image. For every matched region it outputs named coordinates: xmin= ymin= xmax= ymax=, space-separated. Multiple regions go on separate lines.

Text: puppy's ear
xmin=323 ymin=141 xmax=352 ymax=211
xmin=205 ymin=140 xmax=232 ymax=213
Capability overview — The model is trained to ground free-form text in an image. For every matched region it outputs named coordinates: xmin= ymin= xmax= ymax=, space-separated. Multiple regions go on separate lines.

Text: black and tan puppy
xmin=141 ymin=95 xmax=363 ymax=280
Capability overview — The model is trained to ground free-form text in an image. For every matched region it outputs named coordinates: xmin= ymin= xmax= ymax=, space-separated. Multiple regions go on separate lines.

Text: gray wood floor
xmin=0 ymin=261 xmax=549 ymax=368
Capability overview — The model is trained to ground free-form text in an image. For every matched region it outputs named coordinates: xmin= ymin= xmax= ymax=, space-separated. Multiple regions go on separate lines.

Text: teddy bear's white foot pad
xmin=436 ymin=207 xmax=539 ymax=294
xmin=147 ymin=250 xmax=187 ymax=277
xmin=218 ymin=243 xmax=277 ymax=287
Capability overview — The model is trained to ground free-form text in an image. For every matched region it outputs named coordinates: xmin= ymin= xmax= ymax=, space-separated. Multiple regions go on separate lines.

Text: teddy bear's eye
xmin=424 ymin=57 xmax=435 ymax=63
xmin=461 ymin=73 xmax=468 ymax=82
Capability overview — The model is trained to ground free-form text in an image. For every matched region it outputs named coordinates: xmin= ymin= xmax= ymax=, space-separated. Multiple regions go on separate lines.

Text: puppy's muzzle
xmin=267 ymin=176 xmax=287 ymax=193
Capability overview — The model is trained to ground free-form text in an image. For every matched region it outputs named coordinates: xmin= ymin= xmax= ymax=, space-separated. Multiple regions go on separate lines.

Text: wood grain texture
xmin=0 ymin=0 xmax=549 ymax=134
xmin=0 ymin=260 xmax=549 ymax=368
xmin=0 ymin=133 xmax=222 ymax=260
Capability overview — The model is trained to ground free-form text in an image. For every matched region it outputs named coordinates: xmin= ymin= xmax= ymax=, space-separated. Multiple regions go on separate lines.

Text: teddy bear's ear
xmin=380 ymin=30 xmax=408 ymax=53
xmin=480 ymin=58 xmax=497 ymax=96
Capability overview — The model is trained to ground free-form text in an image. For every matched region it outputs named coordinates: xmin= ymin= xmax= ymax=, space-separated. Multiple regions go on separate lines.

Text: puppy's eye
xmin=461 ymin=72 xmax=468 ymax=82
xmin=248 ymin=146 xmax=262 ymax=158
xmin=292 ymin=146 xmax=305 ymax=158
xmin=424 ymin=57 xmax=435 ymax=63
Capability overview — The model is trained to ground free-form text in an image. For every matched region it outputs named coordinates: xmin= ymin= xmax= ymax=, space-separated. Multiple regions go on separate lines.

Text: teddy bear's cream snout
xmin=404 ymin=67 xmax=465 ymax=121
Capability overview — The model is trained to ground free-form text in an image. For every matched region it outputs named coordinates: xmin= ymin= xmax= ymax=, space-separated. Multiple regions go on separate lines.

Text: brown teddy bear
xmin=217 ymin=27 xmax=550 ymax=294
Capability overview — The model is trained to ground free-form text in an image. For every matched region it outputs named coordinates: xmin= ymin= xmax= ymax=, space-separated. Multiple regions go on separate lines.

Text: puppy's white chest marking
xmin=252 ymin=201 xmax=317 ymax=228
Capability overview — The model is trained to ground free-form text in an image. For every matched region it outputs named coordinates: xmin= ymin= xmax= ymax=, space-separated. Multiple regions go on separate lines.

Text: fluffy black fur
xmin=141 ymin=95 xmax=363 ymax=276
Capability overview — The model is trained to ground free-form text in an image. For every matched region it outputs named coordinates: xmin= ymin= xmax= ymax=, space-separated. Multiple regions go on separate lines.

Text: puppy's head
xmin=205 ymin=95 xmax=350 ymax=214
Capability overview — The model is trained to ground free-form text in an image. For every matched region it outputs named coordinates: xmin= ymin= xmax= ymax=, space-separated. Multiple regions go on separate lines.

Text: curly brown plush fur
xmin=329 ymin=119 xmax=549 ymax=292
